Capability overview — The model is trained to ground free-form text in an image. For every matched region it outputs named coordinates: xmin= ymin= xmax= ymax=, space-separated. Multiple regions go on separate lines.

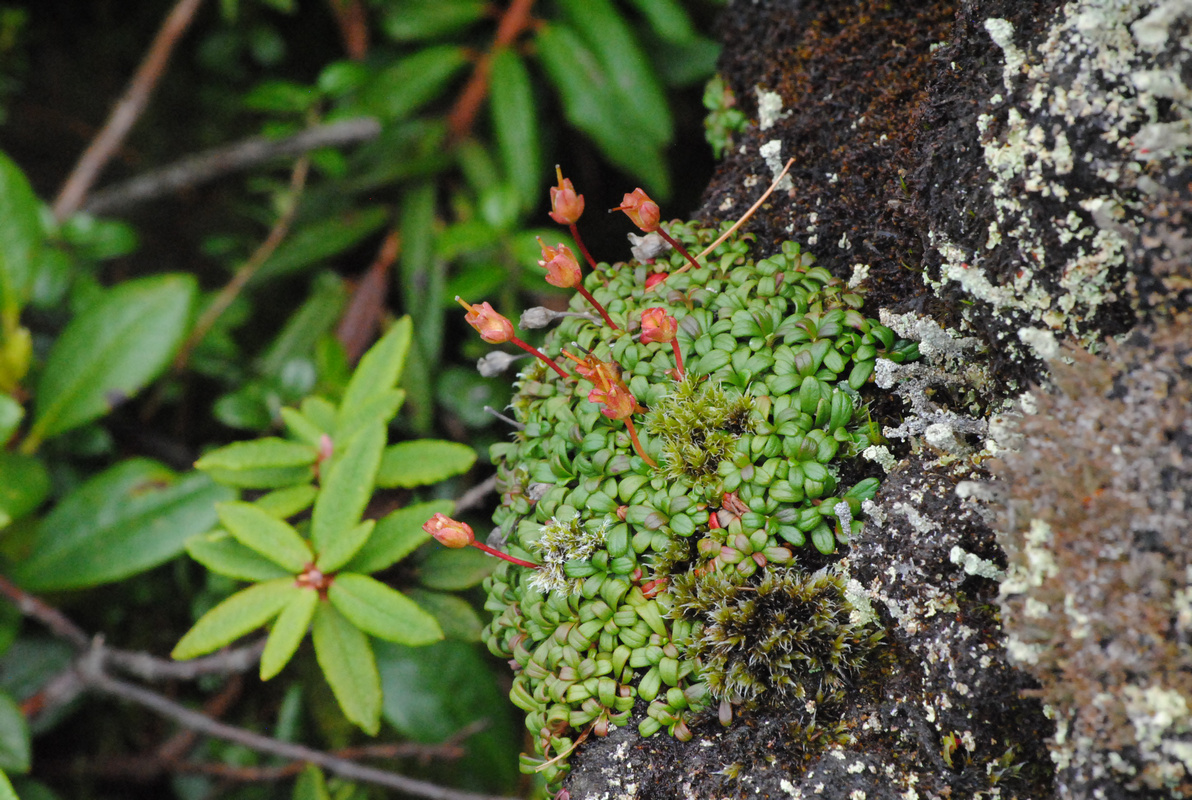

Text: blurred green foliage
xmin=0 ymin=0 xmax=723 ymax=797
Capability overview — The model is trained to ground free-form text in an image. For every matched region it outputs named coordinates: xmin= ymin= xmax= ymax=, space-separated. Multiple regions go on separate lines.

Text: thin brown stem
xmin=83 ymin=118 xmax=380 ymax=215
xmin=52 ymin=0 xmax=206 ymax=221
xmin=447 ymin=0 xmax=537 ymax=141
xmin=171 ymin=156 xmax=311 ymax=373
xmin=74 ymin=646 xmax=518 ymax=800
xmin=670 ymin=340 xmax=685 ymax=381
xmin=624 ymin=418 xmax=657 ymax=468
xmin=508 ymin=335 xmax=570 ymax=378
xmin=654 ymin=228 xmax=702 ymax=273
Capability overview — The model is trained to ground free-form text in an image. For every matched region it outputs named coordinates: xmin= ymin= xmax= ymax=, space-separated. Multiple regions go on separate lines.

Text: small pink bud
xmin=548 ymin=166 xmax=585 ymax=225
xmin=537 ymin=239 xmax=583 ymax=289
xmin=639 ymin=308 xmax=677 ymax=344
xmin=456 ymin=297 xmax=514 ymax=344
xmin=612 ymin=188 xmax=660 ymax=232
xmin=423 ymin=513 xmax=475 ymax=548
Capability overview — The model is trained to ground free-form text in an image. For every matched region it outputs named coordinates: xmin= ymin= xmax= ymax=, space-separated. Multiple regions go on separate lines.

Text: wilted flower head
xmin=423 ymin=513 xmax=474 ymax=548
xmin=590 ymin=382 xmax=637 ymax=420
xmin=456 ymin=297 xmax=514 ymax=344
xmin=640 ymin=308 xmax=678 ymax=344
xmin=548 ymin=166 xmax=585 ymax=225
xmin=476 ymin=351 xmax=523 ymax=377
xmin=537 ymin=239 xmax=583 ymax=289
xmin=612 ymin=188 xmax=660 ymax=233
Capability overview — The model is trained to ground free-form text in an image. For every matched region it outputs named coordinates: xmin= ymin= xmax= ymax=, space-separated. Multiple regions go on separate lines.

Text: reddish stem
xmin=654 ymin=228 xmax=701 ymax=273
xmin=623 ymin=418 xmax=657 ymax=468
xmin=471 ymin=541 xmax=541 ymax=569
xmin=574 ymin=284 xmax=618 ymax=330
xmin=670 ymin=340 xmax=685 ymax=380
xmin=569 ymin=223 xmax=600 ymax=273
xmin=509 ymin=335 xmax=570 ymax=378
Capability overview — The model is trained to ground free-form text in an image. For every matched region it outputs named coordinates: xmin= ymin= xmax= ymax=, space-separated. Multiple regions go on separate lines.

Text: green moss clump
xmin=481 ymin=222 xmax=916 ymax=788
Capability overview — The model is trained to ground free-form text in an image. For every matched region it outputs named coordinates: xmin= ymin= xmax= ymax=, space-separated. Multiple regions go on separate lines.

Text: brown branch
xmin=447 ymin=0 xmax=537 ymax=141
xmin=75 ymin=646 xmax=518 ymax=800
xmin=336 ymin=230 xmax=401 ymax=363
xmin=52 ymin=0 xmax=206 ymax=221
xmin=455 ymin=474 xmax=498 ymax=515
xmin=83 ymin=118 xmax=381 ymax=216
xmin=0 ymin=574 xmax=89 ymax=649
xmin=171 ymin=155 xmax=312 ymax=373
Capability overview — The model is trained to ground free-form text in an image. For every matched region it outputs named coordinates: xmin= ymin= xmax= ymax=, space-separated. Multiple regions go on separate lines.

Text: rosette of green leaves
xmin=173 ymin=317 xmax=478 ymax=733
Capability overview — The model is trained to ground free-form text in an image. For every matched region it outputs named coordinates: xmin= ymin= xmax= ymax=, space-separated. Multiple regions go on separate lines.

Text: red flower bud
xmin=644 ymin=272 xmax=669 ymax=290
xmin=423 ymin=513 xmax=475 ymax=548
xmin=591 ymin=383 xmax=637 ymax=420
xmin=548 ymin=165 xmax=585 ymax=225
xmin=640 ymin=308 xmax=678 ymax=344
xmin=537 ymin=239 xmax=583 ymax=289
xmin=456 ymin=297 xmax=514 ymax=344
xmin=612 ymin=188 xmax=660 ymax=233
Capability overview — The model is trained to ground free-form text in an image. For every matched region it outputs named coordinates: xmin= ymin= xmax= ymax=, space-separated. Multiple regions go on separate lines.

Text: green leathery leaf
xmin=535 ymin=24 xmax=669 ymax=196
xmin=357 ymin=46 xmax=469 ymax=122
xmin=257 ymin=272 xmax=348 ymax=379
xmin=194 ymin=438 xmax=317 ymax=488
xmin=172 ymin=578 xmax=295 ymax=660
xmin=623 ymin=0 xmax=697 ymax=43
xmin=418 ymin=546 xmax=493 ymax=591
xmin=251 ymin=206 xmax=389 ymax=285
xmin=27 ymin=274 xmax=196 ymax=445
xmin=12 ymin=461 xmax=232 ymax=591
xmin=316 ymin=519 xmax=374 ymax=573
xmin=0 ymin=692 xmax=28 ymax=774
xmin=310 ymin=421 xmax=385 ymax=555
xmin=343 ymin=499 xmax=452 ymax=575
xmin=253 ymin=484 xmax=318 ymax=519
xmin=185 ymin=530 xmax=293 ymax=582
xmin=328 ymin=572 xmax=443 ymax=645
xmin=217 ymin=501 xmax=311 ymax=573
xmin=490 ymin=47 xmax=542 ymax=212
xmin=0 ymin=452 xmax=48 ymax=530
xmin=260 ymin=586 xmax=318 ymax=680
xmin=0 ymin=770 xmax=15 ymax=800
xmin=0 ymin=152 xmax=43 ymax=318
xmin=336 ymin=316 xmax=412 ymax=431
xmin=375 ymin=439 xmax=476 ymax=488
xmin=406 ymin=588 xmax=483 ymax=641
xmin=555 ymin=0 xmax=671 ymax=145
xmin=280 ymin=406 xmax=325 ymax=446
xmin=311 ymin=601 xmax=381 ymax=734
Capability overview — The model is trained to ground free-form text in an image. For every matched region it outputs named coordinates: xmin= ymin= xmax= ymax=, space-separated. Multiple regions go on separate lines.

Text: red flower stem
xmin=574 ymin=284 xmax=618 ymax=330
xmin=624 ymin=418 xmax=657 ymax=468
xmin=670 ymin=340 xmax=685 ymax=380
xmin=654 ymin=228 xmax=701 ymax=273
xmin=569 ymin=223 xmax=600 ymax=273
xmin=509 ymin=335 xmax=570 ymax=378
xmin=471 ymin=541 xmax=541 ymax=569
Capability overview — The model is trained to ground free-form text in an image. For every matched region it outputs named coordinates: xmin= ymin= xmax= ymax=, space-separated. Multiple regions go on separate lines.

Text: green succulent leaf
xmin=375 ymin=440 xmax=476 ymax=488
xmin=27 ymin=274 xmax=196 ymax=445
xmin=310 ymin=421 xmax=385 ymax=555
xmin=195 ymin=437 xmax=317 ymax=489
xmin=217 ymin=501 xmax=311 ymax=573
xmin=0 ymin=396 xmax=21 ymax=447
xmin=328 ymin=572 xmax=443 ymax=646
xmin=12 ymin=460 xmax=232 ymax=591
xmin=311 ymin=601 xmax=381 ymax=734
xmin=185 ymin=530 xmax=294 ymax=582
xmin=343 ymin=499 xmax=452 ymax=575
xmin=260 ymin=586 xmax=318 ymax=680
xmin=0 ymin=692 xmax=29 ymax=774
xmin=172 ymin=578 xmax=296 ymax=660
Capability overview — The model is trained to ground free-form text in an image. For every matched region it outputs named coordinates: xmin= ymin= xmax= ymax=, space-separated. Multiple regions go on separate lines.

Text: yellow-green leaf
xmin=260 ymin=587 xmax=318 ymax=680
xmin=172 ymin=578 xmax=296 ymax=660
xmin=195 ymin=438 xmax=317 ymax=489
xmin=311 ymin=602 xmax=381 ymax=734
xmin=376 ymin=440 xmax=475 ymax=488
xmin=217 ymin=501 xmax=311 ymax=573
xmin=344 ymin=499 xmax=451 ymax=574
xmin=327 ymin=572 xmax=442 ymax=646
